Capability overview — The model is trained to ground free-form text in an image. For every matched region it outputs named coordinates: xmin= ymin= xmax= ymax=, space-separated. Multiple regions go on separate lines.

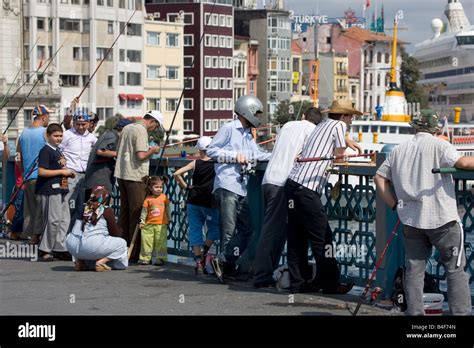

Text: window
xmin=24 ymin=17 xmax=29 ymax=31
xmin=82 ymin=20 xmax=90 ymax=33
xmin=108 ymin=21 xmax=114 ymax=34
xmin=205 ymin=99 xmax=212 ymax=111
xmin=211 ymin=14 xmax=218 ymax=26
xmin=205 ymin=56 xmax=211 ymax=68
xmin=73 ymin=47 xmax=81 ymax=60
xmin=97 ymin=108 xmax=105 ymax=121
xmin=24 ymin=110 xmax=33 ymax=124
xmin=219 ymin=78 xmax=225 ymax=89
xmin=147 ymin=65 xmax=160 ymax=79
xmin=219 ymin=57 xmax=226 ymax=68
xmin=385 ymin=53 xmax=390 ymax=64
xmin=184 ymin=120 xmax=193 ymax=131
xmin=80 ymin=47 xmax=89 ymax=60
xmin=219 ymin=15 xmax=225 ymax=26
xmin=219 ymin=99 xmax=225 ymax=111
xmin=119 ymin=0 xmax=125 ymax=8
xmin=220 ymin=119 xmax=227 ymax=127
xmin=37 ymin=46 xmax=46 ymax=60
xmin=205 ymin=35 xmax=211 ymax=47
xmin=212 ymin=78 xmax=218 ymax=89
xmin=205 ymin=78 xmax=211 ymax=89
xmin=7 ymin=110 xmax=17 ymax=128
xmin=147 ymin=98 xmax=160 ymax=111
xmin=97 ymin=0 xmax=104 ymax=5
xmin=166 ymin=66 xmax=179 ymax=80
xmin=107 ymin=0 xmax=113 ymax=6
xmin=24 ymin=45 xmax=29 ymax=58
xmin=205 ymin=13 xmax=211 ymax=25
xmin=119 ymin=49 xmax=125 ymax=61
xmin=212 ymin=56 xmax=218 ymax=68
xmin=226 ymin=99 xmax=232 ymax=110
xmin=226 ymin=37 xmax=232 ymax=48
xmin=226 ymin=15 xmax=232 ymax=27
xmin=219 ymin=35 xmax=225 ymax=48
xmin=183 ymin=99 xmax=193 ymax=110
xmin=126 ymin=50 xmax=141 ymax=62
xmin=60 ymin=75 xmax=79 ymax=87
xmin=127 ymin=99 xmax=142 ymax=108
xmin=183 ymin=34 xmax=193 ymax=47
xmin=120 ymin=22 xmax=142 ymax=36
xmin=212 ymin=99 xmax=218 ymax=110
xmin=226 ymin=57 xmax=232 ymax=69
xmin=205 ymin=120 xmax=212 ymax=131
xmin=82 ymin=75 xmax=90 ymax=87
xmin=108 ymin=75 xmax=113 ymax=87
xmin=226 ymin=78 xmax=232 ymax=90
xmin=377 ymin=52 xmax=382 ymax=63
xmin=212 ymin=119 xmax=219 ymax=131
xmin=184 ymin=77 xmax=193 ymax=89
xmin=212 ymin=35 xmax=218 ymax=47
xmin=147 ymin=32 xmax=160 ymax=46
xmin=126 ymin=72 xmax=141 ymax=86
xmin=166 ymin=98 xmax=178 ymax=112
xmin=166 ymin=33 xmax=179 ymax=47
xmin=37 ymin=17 xmax=45 ymax=30
xmin=167 ymin=13 xmax=193 ymax=25
xmin=97 ymin=47 xmax=113 ymax=61
xmin=184 ymin=56 xmax=193 ymax=68
xmin=119 ymin=72 xmax=125 ymax=85
xmin=60 ymin=18 xmax=80 ymax=31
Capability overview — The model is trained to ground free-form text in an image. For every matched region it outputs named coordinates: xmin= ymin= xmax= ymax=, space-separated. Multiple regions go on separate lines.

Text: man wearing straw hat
xmin=284 ymin=99 xmax=361 ymax=294
xmin=375 ymin=110 xmax=473 ymax=315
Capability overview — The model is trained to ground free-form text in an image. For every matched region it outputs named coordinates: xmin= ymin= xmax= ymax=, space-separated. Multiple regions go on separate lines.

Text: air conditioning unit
xmin=153 ymin=12 xmax=160 ymax=19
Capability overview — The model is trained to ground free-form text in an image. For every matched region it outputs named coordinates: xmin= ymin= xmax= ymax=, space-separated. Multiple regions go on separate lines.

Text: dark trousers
xmin=253 ymin=184 xmax=288 ymax=286
xmin=215 ymin=188 xmax=254 ymax=266
xmin=285 ymin=179 xmax=340 ymax=293
xmin=118 ymin=179 xmax=147 ymax=260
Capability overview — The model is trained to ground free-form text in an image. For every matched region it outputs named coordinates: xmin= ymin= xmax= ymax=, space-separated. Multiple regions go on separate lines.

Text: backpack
xmin=391 ymin=267 xmax=440 ymax=312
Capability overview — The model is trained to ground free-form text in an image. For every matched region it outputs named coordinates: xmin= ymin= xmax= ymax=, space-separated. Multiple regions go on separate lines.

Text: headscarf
xmin=82 ymin=185 xmax=110 ymax=228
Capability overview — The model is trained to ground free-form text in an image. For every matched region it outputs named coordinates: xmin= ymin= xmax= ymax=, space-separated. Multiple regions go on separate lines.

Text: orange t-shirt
xmin=143 ymin=194 xmax=170 ymax=224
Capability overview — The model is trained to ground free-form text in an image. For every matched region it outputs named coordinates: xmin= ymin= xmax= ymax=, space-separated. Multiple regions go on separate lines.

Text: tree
xmin=274 ymin=100 xmax=314 ymax=125
xmin=400 ymin=47 xmax=429 ymax=108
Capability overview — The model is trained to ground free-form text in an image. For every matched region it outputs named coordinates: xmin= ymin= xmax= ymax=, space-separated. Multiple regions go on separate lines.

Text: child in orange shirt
xmin=138 ymin=176 xmax=171 ymax=265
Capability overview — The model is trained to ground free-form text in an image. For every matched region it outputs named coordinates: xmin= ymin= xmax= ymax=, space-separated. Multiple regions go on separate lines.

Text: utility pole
xmin=313 ymin=18 xmax=319 ymax=107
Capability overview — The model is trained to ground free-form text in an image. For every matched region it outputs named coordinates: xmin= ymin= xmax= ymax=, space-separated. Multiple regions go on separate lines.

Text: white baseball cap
xmin=145 ymin=110 xmax=164 ymax=127
xmin=196 ymin=136 xmax=213 ymax=151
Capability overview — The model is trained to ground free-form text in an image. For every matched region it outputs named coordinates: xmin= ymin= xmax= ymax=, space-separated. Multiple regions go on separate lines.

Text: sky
xmin=258 ymin=0 xmax=474 ymax=52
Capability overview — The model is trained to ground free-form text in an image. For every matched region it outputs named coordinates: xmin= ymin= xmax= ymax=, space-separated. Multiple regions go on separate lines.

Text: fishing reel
xmin=240 ymin=162 xmax=257 ymax=176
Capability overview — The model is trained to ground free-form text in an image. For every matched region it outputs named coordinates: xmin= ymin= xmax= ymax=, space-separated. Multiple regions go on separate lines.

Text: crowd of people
xmin=1 ymin=95 xmax=472 ymax=315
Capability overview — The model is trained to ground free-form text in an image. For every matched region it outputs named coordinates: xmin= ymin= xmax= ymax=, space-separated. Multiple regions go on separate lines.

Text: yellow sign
xmin=292 ymin=72 xmax=299 ymax=84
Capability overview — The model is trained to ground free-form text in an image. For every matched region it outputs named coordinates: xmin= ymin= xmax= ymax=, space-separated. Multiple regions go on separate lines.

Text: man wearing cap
xmin=60 ymin=110 xmax=97 ymax=232
xmin=114 ymin=110 xmax=162 ymax=260
xmin=253 ymin=107 xmax=322 ymax=288
xmin=206 ymin=95 xmax=271 ymax=282
xmin=88 ymin=112 xmax=99 ymax=134
xmin=285 ymin=99 xmax=360 ymax=294
xmin=17 ymin=104 xmax=49 ymax=243
xmin=84 ymin=118 xmax=132 ymax=200
xmin=375 ymin=110 xmax=473 ymax=315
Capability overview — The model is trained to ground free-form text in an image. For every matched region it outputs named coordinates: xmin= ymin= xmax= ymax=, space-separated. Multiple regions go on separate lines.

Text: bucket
xmin=423 ymin=293 xmax=444 ymax=315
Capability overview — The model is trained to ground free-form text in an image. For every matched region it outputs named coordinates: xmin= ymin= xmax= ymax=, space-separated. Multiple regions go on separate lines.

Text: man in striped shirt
xmin=285 ymin=100 xmax=360 ymax=294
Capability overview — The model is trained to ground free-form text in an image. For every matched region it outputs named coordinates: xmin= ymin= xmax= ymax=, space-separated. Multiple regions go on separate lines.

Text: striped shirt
xmin=288 ymin=118 xmax=346 ymax=193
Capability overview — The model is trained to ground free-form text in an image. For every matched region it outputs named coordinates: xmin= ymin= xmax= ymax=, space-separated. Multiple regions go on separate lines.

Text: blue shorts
xmin=187 ymin=203 xmax=220 ymax=247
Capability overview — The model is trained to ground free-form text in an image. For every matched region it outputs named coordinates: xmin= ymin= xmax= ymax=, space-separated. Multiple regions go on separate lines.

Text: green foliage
xmin=400 ymin=47 xmax=429 ymax=109
xmin=274 ymin=100 xmax=314 ymax=125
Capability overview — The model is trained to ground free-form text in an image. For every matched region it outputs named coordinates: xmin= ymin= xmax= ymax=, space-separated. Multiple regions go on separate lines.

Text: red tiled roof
xmin=341 ymin=27 xmax=407 ymax=44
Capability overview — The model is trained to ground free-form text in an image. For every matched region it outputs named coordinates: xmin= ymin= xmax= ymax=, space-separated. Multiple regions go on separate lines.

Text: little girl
xmin=138 ymin=175 xmax=171 ymax=265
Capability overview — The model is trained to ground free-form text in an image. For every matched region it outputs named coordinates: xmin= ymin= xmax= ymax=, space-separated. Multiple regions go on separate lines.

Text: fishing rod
xmin=2 ymin=36 xmax=68 ymax=136
xmin=153 ymin=0 xmax=218 ymax=175
xmin=62 ymin=10 xmax=137 ymax=127
xmin=431 ymin=167 xmax=472 ymax=174
xmin=351 ymin=219 xmax=401 ymax=316
xmin=0 ymin=37 xmax=41 ymax=110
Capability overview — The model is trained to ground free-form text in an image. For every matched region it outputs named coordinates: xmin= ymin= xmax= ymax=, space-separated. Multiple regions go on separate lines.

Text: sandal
xmin=95 ymin=263 xmax=112 ymax=272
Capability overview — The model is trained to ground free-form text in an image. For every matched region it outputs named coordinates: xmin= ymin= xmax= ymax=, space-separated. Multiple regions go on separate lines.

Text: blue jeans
xmin=187 ymin=204 xmax=220 ymax=247
xmin=214 ymin=188 xmax=254 ymax=265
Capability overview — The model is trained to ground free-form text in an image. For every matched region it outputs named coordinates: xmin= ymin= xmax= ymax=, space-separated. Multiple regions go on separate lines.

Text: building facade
xmin=144 ymin=17 xmax=184 ymax=139
xmin=233 ymin=35 xmax=259 ymax=103
xmin=145 ymin=0 xmax=234 ymax=137
xmin=235 ymin=8 xmax=292 ymax=124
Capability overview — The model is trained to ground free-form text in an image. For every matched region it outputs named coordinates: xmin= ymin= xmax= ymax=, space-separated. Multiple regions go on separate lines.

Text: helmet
xmin=234 ymin=95 xmax=263 ymax=128
xmin=73 ymin=110 xmax=90 ymax=122
xmin=410 ymin=109 xmax=439 ymax=132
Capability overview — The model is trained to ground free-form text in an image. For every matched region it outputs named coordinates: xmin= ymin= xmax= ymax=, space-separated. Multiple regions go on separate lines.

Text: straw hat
xmin=323 ymin=99 xmax=363 ymax=116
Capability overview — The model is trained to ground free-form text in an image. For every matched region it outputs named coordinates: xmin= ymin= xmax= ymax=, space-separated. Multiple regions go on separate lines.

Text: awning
xmin=118 ymin=93 xmax=127 ymax=100
xmin=127 ymin=94 xmax=144 ymax=101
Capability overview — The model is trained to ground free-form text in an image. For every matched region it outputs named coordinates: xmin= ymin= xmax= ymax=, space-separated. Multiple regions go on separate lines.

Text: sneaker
xmin=195 ymin=260 xmax=204 ymax=275
xmin=154 ymin=259 xmax=165 ymax=266
xmin=137 ymin=259 xmax=149 ymax=265
xmin=210 ymin=257 xmax=225 ymax=284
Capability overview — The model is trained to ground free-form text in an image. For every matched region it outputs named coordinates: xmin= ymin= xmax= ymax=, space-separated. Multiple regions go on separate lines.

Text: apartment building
xmin=233 ymin=35 xmax=259 ymax=102
xmin=144 ymin=16 xmax=184 ymax=139
xmin=145 ymin=0 xmax=234 ymax=137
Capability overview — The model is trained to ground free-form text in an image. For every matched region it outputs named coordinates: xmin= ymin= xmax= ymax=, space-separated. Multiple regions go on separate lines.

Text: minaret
xmin=445 ymin=0 xmax=471 ymax=32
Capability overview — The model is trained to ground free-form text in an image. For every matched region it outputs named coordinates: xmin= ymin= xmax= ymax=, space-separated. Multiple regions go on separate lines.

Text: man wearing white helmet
xmin=114 ymin=110 xmax=163 ymax=261
xmin=206 ymin=95 xmax=271 ymax=283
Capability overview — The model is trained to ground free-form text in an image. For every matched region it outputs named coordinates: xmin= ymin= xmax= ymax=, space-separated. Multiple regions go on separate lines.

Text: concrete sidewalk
xmin=0 ymin=242 xmax=389 ymax=316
